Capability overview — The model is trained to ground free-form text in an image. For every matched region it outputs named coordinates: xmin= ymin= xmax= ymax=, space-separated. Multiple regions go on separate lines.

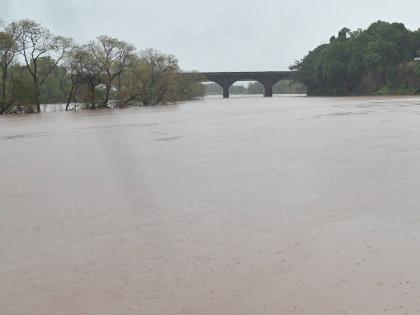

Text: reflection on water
xmin=2 ymin=95 xmax=420 ymax=315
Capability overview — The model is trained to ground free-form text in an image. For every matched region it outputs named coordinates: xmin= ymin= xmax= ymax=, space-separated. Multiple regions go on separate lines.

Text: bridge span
xmin=194 ymin=71 xmax=296 ymax=98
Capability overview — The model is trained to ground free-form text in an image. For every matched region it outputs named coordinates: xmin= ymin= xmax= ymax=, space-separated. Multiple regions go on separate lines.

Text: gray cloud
xmin=3 ymin=0 xmax=420 ymax=71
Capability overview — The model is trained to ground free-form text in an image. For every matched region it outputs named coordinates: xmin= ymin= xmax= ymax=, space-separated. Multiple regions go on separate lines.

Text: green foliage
xmin=116 ymin=50 xmax=204 ymax=107
xmin=292 ymin=21 xmax=420 ymax=96
xmin=38 ymin=57 xmax=69 ymax=104
xmin=0 ymin=19 xmax=204 ymax=114
xmin=204 ymin=83 xmax=222 ymax=95
xmin=229 ymin=85 xmax=248 ymax=94
xmin=175 ymin=72 xmax=205 ymax=101
xmin=273 ymin=80 xmax=306 ymax=94
xmin=247 ymin=82 xmax=264 ymax=94
xmin=7 ymin=64 xmax=36 ymax=112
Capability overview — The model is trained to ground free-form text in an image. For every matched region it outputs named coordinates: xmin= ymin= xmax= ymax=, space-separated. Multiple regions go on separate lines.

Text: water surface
xmin=2 ymin=95 xmax=420 ymax=314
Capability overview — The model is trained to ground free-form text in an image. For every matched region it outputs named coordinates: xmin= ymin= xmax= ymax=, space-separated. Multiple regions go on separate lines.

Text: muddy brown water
xmin=2 ymin=95 xmax=420 ymax=314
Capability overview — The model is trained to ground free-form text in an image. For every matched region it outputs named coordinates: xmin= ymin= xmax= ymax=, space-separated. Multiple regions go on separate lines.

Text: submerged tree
xmin=78 ymin=43 xmax=104 ymax=110
xmin=0 ymin=23 xmax=20 ymax=114
xmin=60 ymin=45 xmax=89 ymax=110
xmin=136 ymin=49 xmax=179 ymax=105
xmin=88 ymin=36 xmax=136 ymax=107
xmin=175 ymin=71 xmax=205 ymax=101
xmin=0 ymin=19 xmax=204 ymax=113
xmin=117 ymin=50 xmax=204 ymax=106
xmin=12 ymin=19 xmax=72 ymax=112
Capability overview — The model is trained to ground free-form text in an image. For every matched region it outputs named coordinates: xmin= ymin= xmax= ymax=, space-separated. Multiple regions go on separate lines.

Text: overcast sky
xmin=2 ymin=0 xmax=420 ymax=71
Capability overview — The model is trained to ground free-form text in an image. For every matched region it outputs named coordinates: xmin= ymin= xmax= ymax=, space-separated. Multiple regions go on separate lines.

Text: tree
xmin=135 ymin=49 xmax=179 ymax=105
xmin=0 ymin=23 xmax=20 ymax=114
xmin=337 ymin=27 xmax=350 ymax=41
xmin=78 ymin=43 xmax=104 ymax=109
xmin=7 ymin=63 xmax=34 ymax=112
xmin=175 ymin=71 xmax=205 ymax=101
xmin=60 ymin=45 xmax=89 ymax=110
xmin=292 ymin=21 xmax=420 ymax=96
xmin=118 ymin=51 xmax=204 ymax=106
xmin=0 ymin=18 xmax=208 ymax=113
xmin=88 ymin=36 xmax=136 ymax=107
xmin=247 ymin=82 xmax=264 ymax=94
xmin=364 ymin=22 xmax=412 ymax=86
xmin=13 ymin=19 xmax=72 ymax=112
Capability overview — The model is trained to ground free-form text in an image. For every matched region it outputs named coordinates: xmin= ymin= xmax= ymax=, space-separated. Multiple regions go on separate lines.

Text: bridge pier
xmin=223 ymin=86 xmax=230 ymax=98
xmin=264 ymin=84 xmax=273 ymax=97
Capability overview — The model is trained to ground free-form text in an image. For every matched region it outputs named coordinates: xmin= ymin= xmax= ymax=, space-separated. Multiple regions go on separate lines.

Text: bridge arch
xmin=198 ymin=71 xmax=296 ymax=98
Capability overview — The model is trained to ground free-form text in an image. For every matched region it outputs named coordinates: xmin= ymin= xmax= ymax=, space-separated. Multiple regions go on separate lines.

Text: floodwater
xmin=2 ymin=95 xmax=420 ymax=315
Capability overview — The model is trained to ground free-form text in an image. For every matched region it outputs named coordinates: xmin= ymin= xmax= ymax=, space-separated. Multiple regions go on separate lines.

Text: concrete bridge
xmin=195 ymin=71 xmax=296 ymax=98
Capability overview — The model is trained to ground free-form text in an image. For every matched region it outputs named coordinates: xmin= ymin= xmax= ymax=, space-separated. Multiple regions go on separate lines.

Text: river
xmin=2 ymin=95 xmax=420 ymax=314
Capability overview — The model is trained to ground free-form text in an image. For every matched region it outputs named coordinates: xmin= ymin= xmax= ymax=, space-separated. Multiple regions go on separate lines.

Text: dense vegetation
xmin=204 ymin=80 xmax=306 ymax=95
xmin=0 ymin=19 xmax=204 ymax=114
xmin=292 ymin=21 xmax=420 ymax=96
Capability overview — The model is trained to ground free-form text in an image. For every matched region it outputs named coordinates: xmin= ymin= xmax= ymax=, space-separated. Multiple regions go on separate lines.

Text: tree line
xmin=0 ymin=19 xmax=204 ymax=114
xmin=291 ymin=21 xmax=420 ymax=96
